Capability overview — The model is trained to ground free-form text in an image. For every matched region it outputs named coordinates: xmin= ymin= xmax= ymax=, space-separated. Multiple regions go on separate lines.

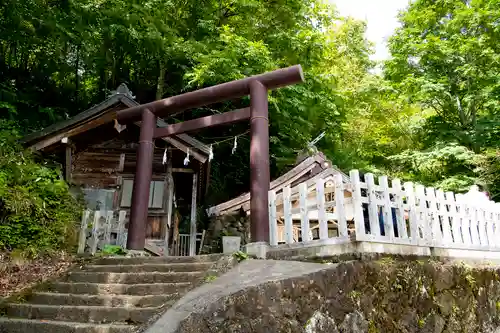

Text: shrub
xmin=0 ymin=120 xmax=82 ymax=255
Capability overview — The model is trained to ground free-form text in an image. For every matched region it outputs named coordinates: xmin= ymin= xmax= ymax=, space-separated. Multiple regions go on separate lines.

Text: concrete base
xmin=431 ymin=247 xmax=500 ymax=260
xmin=125 ymin=250 xmax=152 ymax=258
xmin=266 ymin=239 xmax=500 ymax=262
xmin=245 ymin=242 xmax=270 ymax=259
xmin=356 ymin=241 xmax=431 ymax=256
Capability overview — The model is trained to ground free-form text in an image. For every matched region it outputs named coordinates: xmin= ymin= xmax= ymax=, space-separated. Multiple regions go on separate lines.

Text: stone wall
xmin=157 ymin=258 xmax=500 ymax=333
xmin=201 ymin=213 xmax=250 ymax=254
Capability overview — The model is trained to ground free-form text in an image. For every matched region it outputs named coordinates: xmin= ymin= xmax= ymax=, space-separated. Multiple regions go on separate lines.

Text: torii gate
xmin=116 ymin=65 xmax=304 ymax=251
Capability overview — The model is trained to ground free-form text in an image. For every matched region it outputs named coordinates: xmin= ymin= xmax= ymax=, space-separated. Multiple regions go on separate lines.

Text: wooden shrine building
xmin=22 ymin=84 xmax=210 ymax=251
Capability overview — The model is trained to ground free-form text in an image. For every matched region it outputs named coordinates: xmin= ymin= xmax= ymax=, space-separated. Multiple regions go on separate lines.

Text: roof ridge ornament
xmin=110 ymin=83 xmax=136 ymax=99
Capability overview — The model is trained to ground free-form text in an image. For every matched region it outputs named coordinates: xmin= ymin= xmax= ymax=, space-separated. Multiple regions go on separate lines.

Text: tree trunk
xmin=156 ymin=60 xmax=166 ymax=100
xmin=75 ymin=44 xmax=80 ymax=105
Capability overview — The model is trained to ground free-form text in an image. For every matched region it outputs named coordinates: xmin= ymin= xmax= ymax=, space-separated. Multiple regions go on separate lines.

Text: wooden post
xmin=90 ymin=211 xmax=101 ymax=255
xmin=61 ymin=137 xmax=72 ymax=183
xmin=365 ymin=174 xmax=380 ymax=237
xmin=416 ymin=185 xmax=431 ymax=245
xmin=316 ymin=178 xmax=328 ymax=240
xmin=249 ymin=80 xmax=270 ymax=243
xmin=164 ymin=151 xmax=174 ymax=256
xmin=268 ymin=190 xmax=278 ymax=246
xmin=446 ymin=192 xmax=461 ymax=244
xmin=283 ymin=186 xmax=293 ymax=244
xmin=65 ymin=145 xmax=72 ymax=183
xmin=189 ymin=173 xmax=198 ymax=256
xmin=436 ymin=189 xmax=452 ymax=244
xmin=78 ymin=210 xmax=91 ymax=254
xmin=298 ymin=183 xmax=310 ymax=242
xmin=334 ymin=174 xmax=348 ymax=237
xmin=103 ymin=210 xmax=113 ymax=247
xmin=116 ymin=210 xmax=127 ymax=248
xmin=379 ymin=176 xmax=394 ymax=239
xmin=392 ymin=179 xmax=408 ymax=239
xmin=404 ymin=182 xmax=419 ymax=244
xmin=456 ymin=194 xmax=471 ymax=245
xmin=127 ymin=109 xmax=156 ymax=250
xmin=349 ymin=170 xmax=365 ymax=240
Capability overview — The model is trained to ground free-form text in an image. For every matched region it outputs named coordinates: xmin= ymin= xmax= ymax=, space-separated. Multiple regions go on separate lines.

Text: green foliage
xmin=382 ymin=0 xmax=500 ymax=194
xmin=204 ymin=274 xmax=217 ymax=282
xmin=233 ymin=250 xmax=249 ymax=262
xmin=385 ymin=0 xmax=500 ymax=152
xmin=100 ymin=245 xmax=126 ymax=256
xmin=0 ymin=121 xmax=82 ymax=255
xmin=2 ymin=0 xmax=500 ymax=207
xmin=388 ymin=143 xmax=478 ymax=192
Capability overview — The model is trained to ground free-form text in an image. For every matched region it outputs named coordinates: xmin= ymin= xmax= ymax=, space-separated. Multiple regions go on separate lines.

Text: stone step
xmin=94 ymin=254 xmax=222 ymax=266
xmin=28 ymin=292 xmax=178 ymax=308
xmin=84 ymin=262 xmax=213 ymax=273
xmin=0 ymin=318 xmax=134 ymax=333
xmin=65 ymin=271 xmax=204 ymax=284
xmin=49 ymin=282 xmax=191 ymax=295
xmin=6 ymin=303 xmax=157 ymax=324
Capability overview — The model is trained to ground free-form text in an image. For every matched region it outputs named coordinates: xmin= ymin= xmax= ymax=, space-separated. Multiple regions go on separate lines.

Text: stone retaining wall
xmin=148 ymin=258 xmax=500 ymax=333
xmin=201 ymin=213 xmax=250 ymax=254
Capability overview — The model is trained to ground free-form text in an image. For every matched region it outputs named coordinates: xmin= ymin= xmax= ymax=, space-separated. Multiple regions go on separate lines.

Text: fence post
xmin=116 ymin=210 xmax=127 ymax=248
xmin=485 ymin=201 xmax=495 ymax=248
xmin=316 ymin=178 xmax=328 ymax=240
xmin=334 ymin=173 xmax=348 ymax=237
xmin=495 ymin=203 xmax=500 ymax=248
xmin=415 ymin=185 xmax=430 ymax=246
xmin=476 ymin=199 xmax=488 ymax=247
xmin=445 ymin=192 xmax=461 ymax=244
xmin=90 ymin=211 xmax=101 ymax=255
xmin=436 ymin=190 xmax=452 ymax=245
xmin=426 ymin=187 xmax=442 ymax=245
xmin=268 ymin=190 xmax=278 ymax=246
xmin=299 ymin=183 xmax=311 ymax=242
xmin=392 ymin=179 xmax=407 ymax=239
xmin=349 ymin=170 xmax=365 ymax=240
xmin=103 ymin=210 xmax=113 ymax=247
xmin=456 ymin=194 xmax=471 ymax=245
xmin=365 ymin=174 xmax=380 ymax=237
xmin=469 ymin=200 xmax=480 ymax=246
xmin=283 ymin=186 xmax=294 ymax=244
xmin=379 ymin=176 xmax=394 ymax=239
xmin=404 ymin=182 xmax=419 ymax=245
xmin=78 ymin=210 xmax=91 ymax=254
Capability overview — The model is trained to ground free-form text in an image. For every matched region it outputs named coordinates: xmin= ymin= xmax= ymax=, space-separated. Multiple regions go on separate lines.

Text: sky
xmin=331 ymin=0 xmax=410 ymax=60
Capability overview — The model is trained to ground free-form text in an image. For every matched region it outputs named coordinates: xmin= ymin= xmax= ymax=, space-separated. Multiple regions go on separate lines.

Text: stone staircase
xmin=0 ymin=254 xmax=225 ymax=333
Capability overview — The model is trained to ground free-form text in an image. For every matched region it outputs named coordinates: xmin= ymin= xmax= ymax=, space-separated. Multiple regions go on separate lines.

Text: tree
xmin=385 ymin=0 xmax=500 ymax=152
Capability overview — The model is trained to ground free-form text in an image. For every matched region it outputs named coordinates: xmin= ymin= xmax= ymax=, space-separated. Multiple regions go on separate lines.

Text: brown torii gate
xmin=116 ymin=65 xmax=304 ymax=251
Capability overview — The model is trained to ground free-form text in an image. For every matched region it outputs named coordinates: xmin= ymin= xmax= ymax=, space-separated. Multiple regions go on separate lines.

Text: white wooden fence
xmin=78 ymin=210 xmax=204 ymax=256
xmin=268 ymin=170 xmax=500 ymax=251
xmin=78 ymin=210 xmax=128 ymax=255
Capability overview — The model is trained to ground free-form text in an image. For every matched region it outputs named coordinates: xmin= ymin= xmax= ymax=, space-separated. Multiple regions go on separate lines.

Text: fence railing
xmin=268 ymin=170 xmax=500 ymax=251
xmin=78 ymin=210 xmax=127 ymax=255
xmin=78 ymin=210 xmax=203 ymax=256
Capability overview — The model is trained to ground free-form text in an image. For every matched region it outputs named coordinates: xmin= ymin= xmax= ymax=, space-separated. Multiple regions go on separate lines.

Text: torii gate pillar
xmin=249 ymin=80 xmax=270 ymax=242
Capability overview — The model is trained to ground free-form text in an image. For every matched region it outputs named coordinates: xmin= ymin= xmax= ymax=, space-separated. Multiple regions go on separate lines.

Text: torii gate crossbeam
xmin=116 ymin=65 xmax=304 ymax=250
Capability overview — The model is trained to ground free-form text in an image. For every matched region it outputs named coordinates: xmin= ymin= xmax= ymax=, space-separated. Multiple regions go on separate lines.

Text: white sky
xmin=331 ymin=0 xmax=410 ymax=60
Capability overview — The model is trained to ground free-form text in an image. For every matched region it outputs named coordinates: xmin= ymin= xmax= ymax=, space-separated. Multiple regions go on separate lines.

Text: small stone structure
xmin=201 ymin=212 xmax=250 ymax=254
